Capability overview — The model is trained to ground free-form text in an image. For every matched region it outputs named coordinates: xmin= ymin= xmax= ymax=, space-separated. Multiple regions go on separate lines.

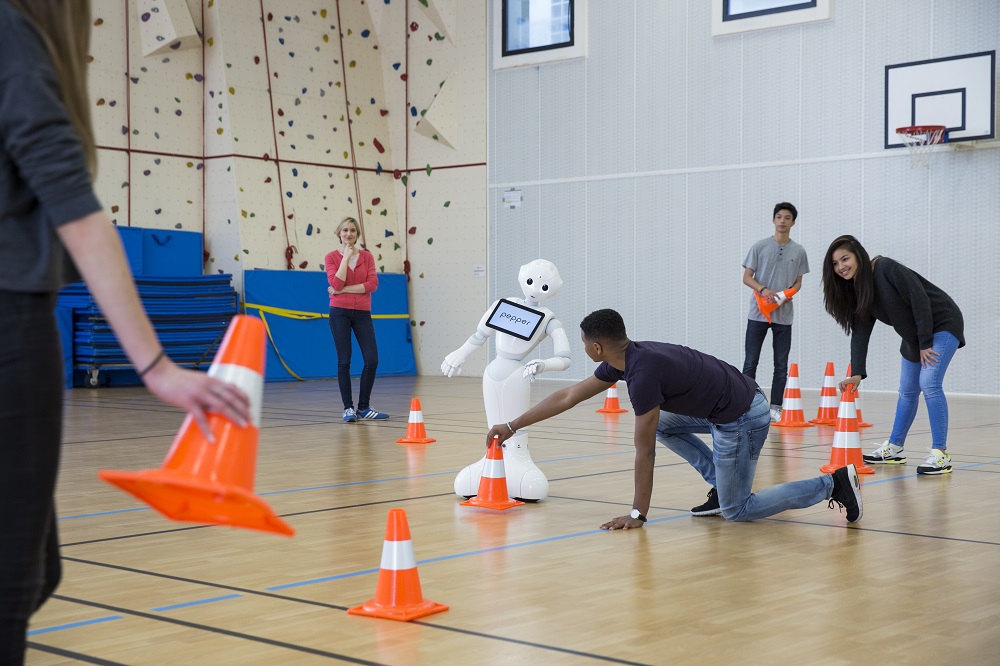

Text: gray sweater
xmin=850 ymin=257 xmax=965 ymax=378
xmin=0 ymin=1 xmax=103 ymax=292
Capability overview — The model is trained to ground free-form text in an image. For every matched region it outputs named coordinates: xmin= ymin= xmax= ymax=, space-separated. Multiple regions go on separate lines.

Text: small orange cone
xmin=810 ymin=362 xmax=839 ymax=425
xmin=396 ymin=398 xmax=436 ymax=444
xmin=348 ymin=509 xmax=448 ymax=621
xmin=99 ymin=315 xmax=294 ymax=536
xmin=821 ymin=386 xmax=875 ymax=474
xmin=596 ymin=383 xmax=628 ymax=413
xmin=846 ymin=364 xmax=874 ymax=427
xmin=773 ymin=363 xmax=813 ymax=428
xmin=461 ymin=438 xmax=525 ymax=510
xmin=754 ymin=286 xmax=798 ymax=323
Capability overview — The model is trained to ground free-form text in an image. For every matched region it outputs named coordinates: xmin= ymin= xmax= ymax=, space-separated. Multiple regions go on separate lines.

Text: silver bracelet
xmin=506 ymin=422 xmax=516 ymax=435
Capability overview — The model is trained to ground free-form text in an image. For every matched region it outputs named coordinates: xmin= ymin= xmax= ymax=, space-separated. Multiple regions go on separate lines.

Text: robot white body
xmin=442 ymin=260 xmax=571 ymax=501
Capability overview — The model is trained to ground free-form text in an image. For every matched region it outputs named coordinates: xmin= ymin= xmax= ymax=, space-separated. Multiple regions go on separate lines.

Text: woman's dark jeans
xmin=328 ymin=307 xmax=379 ymax=411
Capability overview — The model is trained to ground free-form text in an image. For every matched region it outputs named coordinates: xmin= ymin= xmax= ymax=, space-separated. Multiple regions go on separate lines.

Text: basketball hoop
xmin=896 ymin=125 xmax=947 ymax=166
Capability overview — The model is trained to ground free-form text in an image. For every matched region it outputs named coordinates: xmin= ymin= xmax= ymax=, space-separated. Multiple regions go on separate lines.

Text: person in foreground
xmin=0 ymin=1 xmax=251 ymax=662
xmin=486 ymin=309 xmax=862 ymax=530
xmin=823 ymin=235 xmax=964 ymax=475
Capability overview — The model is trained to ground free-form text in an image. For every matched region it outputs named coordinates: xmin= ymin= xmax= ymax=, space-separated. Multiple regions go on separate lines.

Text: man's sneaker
xmin=769 ymin=407 xmax=782 ymax=423
xmin=863 ymin=440 xmax=906 ymax=464
xmin=342 ymin=408 xmax=357 ymax=423
xmin=828 ymin=464 xmax=863 ymax=523
xmin=917 ymin=449 xmax=952 ymax=475
xmin=357 ymin=407 xmax=389 ymax=420
xmin=691 ymin=487 xmax=721 ymax=516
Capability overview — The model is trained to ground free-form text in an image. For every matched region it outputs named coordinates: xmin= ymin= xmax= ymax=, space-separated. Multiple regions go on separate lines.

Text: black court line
xmin=762 ymin=519 xmax=1000 ymax=546
xmin=50 ymin=573 xmax=651 ymax=665
xmin=49 ymin=594 xmax=386 ymax=664
xmin=26 ymin=641 xmax=126 ymax=665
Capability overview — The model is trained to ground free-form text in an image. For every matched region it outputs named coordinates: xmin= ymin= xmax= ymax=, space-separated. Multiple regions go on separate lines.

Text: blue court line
xmin=152 ymin=594 xmax=244 ymax=612
xmin=57 ymin=450 xmax=636 ymax=521
xmin=28 ymin=615 xmax=122 ymax=636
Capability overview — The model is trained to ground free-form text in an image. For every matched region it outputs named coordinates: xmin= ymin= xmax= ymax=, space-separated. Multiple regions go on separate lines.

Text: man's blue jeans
xmin=656 ymin=389 xmax=833 ymax=521
xmin=889 ymin=331 xmax=960 ymax=450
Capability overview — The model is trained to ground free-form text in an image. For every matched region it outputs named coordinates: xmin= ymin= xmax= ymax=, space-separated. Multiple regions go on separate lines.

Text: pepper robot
xmin=441 ymin=259 xmax=571 ymax=501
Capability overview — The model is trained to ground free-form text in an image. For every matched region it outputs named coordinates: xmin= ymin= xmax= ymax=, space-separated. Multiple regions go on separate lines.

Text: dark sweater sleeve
xmin=0 ymin=69 xmax=101 ymax=228
xmin=850 ymin=315 xmax=875 ymax=379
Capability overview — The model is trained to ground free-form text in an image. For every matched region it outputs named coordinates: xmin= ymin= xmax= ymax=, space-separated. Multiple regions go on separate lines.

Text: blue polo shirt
xmin=594 ymin=341 xmax=758 ymax=424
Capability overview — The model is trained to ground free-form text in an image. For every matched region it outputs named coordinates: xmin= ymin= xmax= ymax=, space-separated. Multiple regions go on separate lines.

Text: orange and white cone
xmin=396 ymin=398 xmax=436 ymax=444
xmin=596 ymin=383 xmax=628 ymax=413
xmin=99 ymin=315 xmax=294 ymax=536
xmin=810 ymin=362 xmax=839 ymax=425
xmin=845 ymin=364 xmax=874 ymax=427
xmin=821 ymin=386 xmax=875 ymax=474
xmin=461 ymin=438 xmax=525 ymax=510
xmin=347 ymin=509 xmax=448 ymax=621
xmin=773 ymin=363 xmax=813 ymax=428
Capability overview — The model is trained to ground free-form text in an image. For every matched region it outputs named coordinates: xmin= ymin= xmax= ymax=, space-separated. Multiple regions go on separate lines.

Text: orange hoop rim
xmin=896 ymin=125 xmax=947 ymax=137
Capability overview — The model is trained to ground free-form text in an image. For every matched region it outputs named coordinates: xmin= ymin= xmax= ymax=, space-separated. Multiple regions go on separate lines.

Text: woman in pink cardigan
xmin=325 ymin=217 xmax=389 ymax=422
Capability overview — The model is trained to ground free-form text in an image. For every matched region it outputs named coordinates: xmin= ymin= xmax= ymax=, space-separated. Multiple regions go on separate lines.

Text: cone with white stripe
xmin=596 ymin=383 xmax=628 ymax=413
xmin=396 ymin=398 xmax=436 ymax=444
xmin=821 ymin=385 xmax=874 ymax=474
xmin=773 ymin=363 xmax=813 ymax=428
xmin=810 ymin=362 xmax=839 ymax=425
xmin=99 ymin=315 xmax=294 ymax=536
xmin=461 ymin=437 xmax=525 ymax=510
xmin=348 ymin=508 xmax=449 ymax=621
xmin=846 ymin=364 xmax=874 ymax=427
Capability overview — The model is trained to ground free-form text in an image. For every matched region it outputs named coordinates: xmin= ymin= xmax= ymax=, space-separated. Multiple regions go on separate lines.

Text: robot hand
xmin=522 ymin=360 xmax=546 ymax=382
xmin=441 ymin=350 xmax=466 ymax=377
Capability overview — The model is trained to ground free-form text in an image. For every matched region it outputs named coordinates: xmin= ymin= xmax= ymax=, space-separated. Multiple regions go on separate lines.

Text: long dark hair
xmin=822 ymin=235 xmax=875 ymax=334
xmin=9 ymin=0 xmax=96 ymax=175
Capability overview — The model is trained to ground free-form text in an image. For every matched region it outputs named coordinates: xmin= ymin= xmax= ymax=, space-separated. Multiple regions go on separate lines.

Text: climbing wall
xmin=86 ymin=0 xmax=487 ymax=376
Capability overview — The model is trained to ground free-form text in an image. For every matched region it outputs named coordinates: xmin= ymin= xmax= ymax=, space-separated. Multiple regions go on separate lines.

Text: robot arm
xmin=441 ymin=304 xmax=496 ymax=377
xmin=522 ymin=318 xmax=572 ymax=381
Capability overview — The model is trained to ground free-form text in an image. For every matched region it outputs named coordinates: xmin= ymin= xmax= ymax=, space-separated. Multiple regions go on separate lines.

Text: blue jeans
xmin=889 ymin=331 xmax=959 ymax=450
xmin=328 ymin=307 xmax=379 ymax=411
xmin=743 ymin=319 xmax=792 ymax=407
xmin=0 ymin=292 xmax=64 ymax=664
xmin=657 ymin=389 xmax=833 ymax=521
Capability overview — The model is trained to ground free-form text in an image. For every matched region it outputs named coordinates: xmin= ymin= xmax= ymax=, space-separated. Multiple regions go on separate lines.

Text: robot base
xmin=454 ymin=438 xmax=549 ymax=502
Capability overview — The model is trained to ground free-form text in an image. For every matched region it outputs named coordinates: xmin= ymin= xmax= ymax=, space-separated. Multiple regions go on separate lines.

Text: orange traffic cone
xmin=99 ymin=315 xmax=294 ymax=536
xmin=810 ymin=362 xmax=839 ymax=425
xmin=846 ymin=364 xmax=874 ymax=427
xmin=773 ymin=363 xmax=813 ymax=428
xmin=461 ymin=438 xmax=525 ymax=510
xmin=754 ymin=286 xmax=798 ymax=323
xmin=821 ymin=386 xmax=875 ymax=474
xmin=348 ymin=509 xmax=449 ymax=621
xmin=396 ymin=398 xmax=436 ymax=444
xmin=596 ymin=383 xmax=628 ymax=413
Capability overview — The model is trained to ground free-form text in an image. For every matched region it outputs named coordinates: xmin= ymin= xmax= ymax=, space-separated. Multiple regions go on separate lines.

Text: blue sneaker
xmin=342 ymin=408 xmax=357 ymax=423
xmin=357 ymin=407 xmax=389 ymax=420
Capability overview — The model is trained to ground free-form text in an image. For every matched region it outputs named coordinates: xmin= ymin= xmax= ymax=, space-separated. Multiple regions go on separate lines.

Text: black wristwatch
xmin=629 ymin=509 xmax=647 ymax=522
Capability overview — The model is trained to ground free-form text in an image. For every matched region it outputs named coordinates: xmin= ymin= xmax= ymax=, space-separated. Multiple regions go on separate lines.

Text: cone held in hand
xmin=99 ymin=315 xmax=294 ymax=536
xmin=348 ymin=509 xmax=448 ymax=621
xmin=821 ymin=385 xmax=875 ymax=474
xmin=755 ymin=286 xmax=797 ymax=323
xmin=596 ymin=383 xmax=628 ymax=413
xmin=461 ymin=437 xmax=525 ymax=510
xmin=396 ymin=398 xmax=436 ymax=444
xmin=773 ymin=363 xmax=813 ymax=428
xmin=846 ymin=364 xmax=874 ymax=427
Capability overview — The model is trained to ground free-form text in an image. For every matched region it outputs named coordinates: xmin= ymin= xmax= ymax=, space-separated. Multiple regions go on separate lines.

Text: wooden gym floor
xmin=28 ymin=376 xmax=1000 ymax=664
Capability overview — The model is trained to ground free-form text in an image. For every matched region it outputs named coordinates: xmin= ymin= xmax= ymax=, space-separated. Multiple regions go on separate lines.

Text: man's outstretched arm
xmin=486 ymin=375 xmax=611 ymax=447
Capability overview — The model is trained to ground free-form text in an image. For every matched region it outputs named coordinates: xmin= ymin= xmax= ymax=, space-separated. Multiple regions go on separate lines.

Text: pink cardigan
xmin=324 ymin=249 xmax=378 ymax=311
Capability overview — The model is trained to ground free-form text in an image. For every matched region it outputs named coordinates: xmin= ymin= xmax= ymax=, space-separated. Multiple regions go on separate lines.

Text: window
xmin=712 ymin=0 xmax=832 ymax=36
xmin=494 ymin=0 xmax=587 ymax=70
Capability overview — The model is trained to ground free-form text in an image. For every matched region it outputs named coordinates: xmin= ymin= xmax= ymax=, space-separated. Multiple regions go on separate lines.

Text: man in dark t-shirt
xmin=487 ymin=309 xmax=863 ymax=528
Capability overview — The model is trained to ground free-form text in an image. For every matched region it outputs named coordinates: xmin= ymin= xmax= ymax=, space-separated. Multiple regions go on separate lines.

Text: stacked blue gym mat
xmin=56 ymin=227 xmax=238 ymax=388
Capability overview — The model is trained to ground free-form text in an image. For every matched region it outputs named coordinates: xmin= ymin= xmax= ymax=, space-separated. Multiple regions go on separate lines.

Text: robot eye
xmin=526 ymin=278 xmax=533 ymax=285
xmin=542 ymin=284 xmax=549 ymax=291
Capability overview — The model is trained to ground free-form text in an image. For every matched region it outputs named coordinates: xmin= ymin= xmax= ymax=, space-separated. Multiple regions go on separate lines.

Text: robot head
xmin=518 ymin=259 xmax=562 ymax=304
